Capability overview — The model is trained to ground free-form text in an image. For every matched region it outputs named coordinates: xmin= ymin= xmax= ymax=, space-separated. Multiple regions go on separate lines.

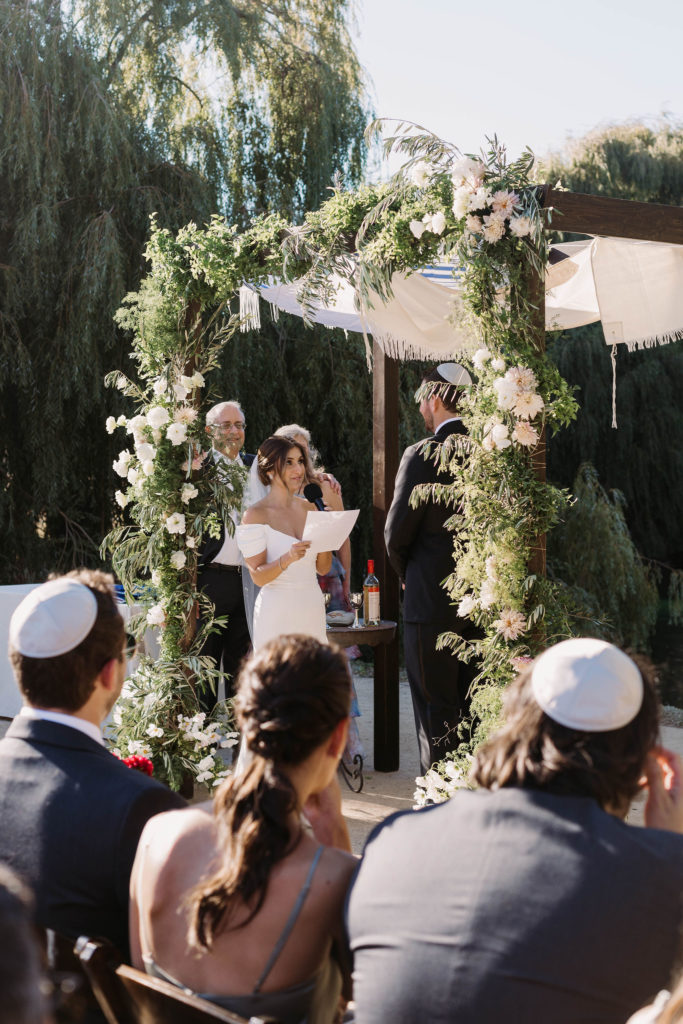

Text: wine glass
xmin=350 ymin=592 xmax=363 ymax=628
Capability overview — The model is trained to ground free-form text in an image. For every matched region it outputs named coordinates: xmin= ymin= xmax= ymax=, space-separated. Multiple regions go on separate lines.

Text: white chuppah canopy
xmin=247 ymin=237 xmax=683 ymax=361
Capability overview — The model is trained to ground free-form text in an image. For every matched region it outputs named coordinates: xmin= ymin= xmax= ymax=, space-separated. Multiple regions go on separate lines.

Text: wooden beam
xmin=527 ymin=266 xmax=547 ymax=579
xmin=372 ymin=340 xmax=400 ymax=772
xmin=543 ymin=186 xmax=683 ymax=244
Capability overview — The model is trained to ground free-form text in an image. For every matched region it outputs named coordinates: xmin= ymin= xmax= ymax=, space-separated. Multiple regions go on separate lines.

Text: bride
xmin=236 ymin=436 xmax=332 ymax=650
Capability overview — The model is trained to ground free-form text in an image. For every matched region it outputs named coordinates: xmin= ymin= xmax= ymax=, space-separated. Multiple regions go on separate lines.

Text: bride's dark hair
xmin=188 ymin=634 xmax=351 ymax=950
xmin=256 ymin=435 xmax=306 ymax=487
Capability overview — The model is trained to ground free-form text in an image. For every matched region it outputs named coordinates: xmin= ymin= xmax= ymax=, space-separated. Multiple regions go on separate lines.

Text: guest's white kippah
xmin=437 ymin=362 xmax=472 ymax=387
xmin=531 ymin=638 xmax=643 ymax=732
xmin=9 ymin=579 xmax=98 ymax=658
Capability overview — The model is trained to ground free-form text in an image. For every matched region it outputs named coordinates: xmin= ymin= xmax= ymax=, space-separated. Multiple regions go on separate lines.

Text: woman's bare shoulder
xmin=242 ymin=502 xmax=269 ymax=525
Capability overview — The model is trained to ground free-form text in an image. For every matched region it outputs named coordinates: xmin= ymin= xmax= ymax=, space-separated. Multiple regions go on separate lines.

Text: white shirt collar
xmin=213 ymin=449 xmax=243 ymax=466
xmin=436 ymin=416 xmax=461 ymax=432
xmin=19 ymin=706 xmax=105 ymax=746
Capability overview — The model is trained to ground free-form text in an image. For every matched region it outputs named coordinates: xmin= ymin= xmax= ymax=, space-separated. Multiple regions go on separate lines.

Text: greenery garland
xmin=105 ymin=123 xmax=584 ymax=792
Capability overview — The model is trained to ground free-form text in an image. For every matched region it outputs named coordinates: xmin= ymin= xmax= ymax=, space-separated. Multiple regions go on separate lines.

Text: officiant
xmin=197 ymin=400 xmax=254 ymax=712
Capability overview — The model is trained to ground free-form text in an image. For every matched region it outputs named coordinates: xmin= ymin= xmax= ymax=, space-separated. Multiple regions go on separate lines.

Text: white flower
xmin=116 ymin=414 xmax=127 ymax=427
xmin=493 ymin=608 xmax=527 ymax=641
xmin=197 ymin=754 xmax=216 ymax=773
xmin=491 ymin=356 xmax=506 ymax=372
xmin=472 ymin=347 xmax=491 ymax=370
xmin=468 ymin=187 xmax=492 ymax=212
xmin=452 ymin=186 xmax=471 ymax=219
xmin=482 ymin=212 xmax=506 ymax=243
xmin=507 ymin=366 xmax=537 ymax=391
xmin=166 ymin=422 xmax=188 ymax=446
xmin=115 ymin=376 xmax=127 ymax=391
xmin=191 ymin=371 xmax=205 ymax=388
xmin=147 ymin=724 xmax=164 ymax=738
xmin=152 ymin=378 xmax=167 ymax=396
xmin=465 ymin=214 xmax=482 ymax=233
xmin=173 ymin=383 xmax=189 ymax=401
xmin=491 ymin=423 xmax=511 ymax=450
xmin=423 ymin=210 xmax=446 ymax=235
xmin=174 ymin=406 xmax=198 ymax=424
xmin=135 ymin=442 xmax=155 ymax=462
xmin=146 ymin=603 xmax=166 ymax=626
xmin=491 ymin=189 xmax=519 ymax=218
xmin=409 ymin=219 xmax=426 ymax=239
xmin=151 ymin=569 xmax=162 ymax=586
xmin=142 ymin=460 xmax=154 ymax=476
xmin=147 ymin=406 xmax=170 ymax=429
xmin=181 ymin=483 xmax=198 ymax=504
xmin=152 ymin=429 xmax=162 ymax=443
xmin=220 ymin=734 xmax=240 ymax=748
xmin=115 ymin=490 xmax=129 ymax=508
xmin=185 ymin=536 xmax=196 ymax=549
xmin=127 ymin=414 xmax=147 ymax=435
xmin=493 ymin=377 xmax=518 ymax=410
xmin=451 ymin=156 xmax=487 ymax=187
xmin=485 ymin=556 xmax=498 ymax=580
xmin=409 ymin=160 xmax=432 ymax=187
xmin=105 ymin=416 xmax=116 ymax=434
xmin=127 ymin=466 xmax=140 ymax=485
xmin=482 ymin=433 xmax=496 ymax=452
xmin=480 ymin=580 xmax=497 ymax=609
xmin=513 ymin=391 xmax=544 ymax=420
xmin=458 ymin=594 xmax=478 ymax=617
xmin=512 ymin=420 xmax=539 ymax=447
xmin=170 ymin=550 xmax=187 ymax=570
xmin=165 ymin=512 xmax=186 ymax=534
xmin=509 ymin=215 xmax=532 ymax=238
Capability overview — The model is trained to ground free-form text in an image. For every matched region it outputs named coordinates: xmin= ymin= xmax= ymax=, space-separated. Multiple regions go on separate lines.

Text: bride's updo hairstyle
xmin=189 ymin=634 xmax=351 ymax=950
xmin=256 ymin=435 xmax=306 ymax=487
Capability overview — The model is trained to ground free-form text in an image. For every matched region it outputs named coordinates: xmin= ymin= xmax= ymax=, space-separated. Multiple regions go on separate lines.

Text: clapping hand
xmin=643 ymin=747 xmax=683 ymax=833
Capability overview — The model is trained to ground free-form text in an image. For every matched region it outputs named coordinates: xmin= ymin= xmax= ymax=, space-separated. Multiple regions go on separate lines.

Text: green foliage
xmin=547 ymin=463 xmax=658 ymax=651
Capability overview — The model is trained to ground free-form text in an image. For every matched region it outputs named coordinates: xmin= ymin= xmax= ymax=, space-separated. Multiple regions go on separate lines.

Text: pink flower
xmin=491 ymin=190 xmax=519 ymax=218
xmin=482 ymin=212 xmax=506 ymax=243
xmin=513 ymin=391 xmax=544 ymax=420
xmin=509 ymin=216 xmax=532 ymax=238
xmin=512 ymin=420 xmax=539 ymax=447
xmin=494 ymin=609 xmax=527 ymax=641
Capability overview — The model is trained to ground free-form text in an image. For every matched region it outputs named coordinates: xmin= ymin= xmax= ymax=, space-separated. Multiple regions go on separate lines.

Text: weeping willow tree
xmin=541 ymin=121 xmax=683 ymax=568
xmin=0 ymin=0 xmax=369 ymax=582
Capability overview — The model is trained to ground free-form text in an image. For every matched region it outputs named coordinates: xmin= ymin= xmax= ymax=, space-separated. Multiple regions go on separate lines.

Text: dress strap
xmin=253 ymin=845 xmax=325 ymax=994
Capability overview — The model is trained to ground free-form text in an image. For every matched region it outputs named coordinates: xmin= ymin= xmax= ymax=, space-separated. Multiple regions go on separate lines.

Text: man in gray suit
xmin=0 ymin=570 xmax=185 ymax=959
xmin=347 ymin=639 xmax=683 ymax=1024
xmin=385 ymin=363 xmax=476 ymax=773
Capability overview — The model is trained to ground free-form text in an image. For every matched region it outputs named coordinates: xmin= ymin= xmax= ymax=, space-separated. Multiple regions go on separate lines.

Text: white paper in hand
xmin=302 ymin=510 xmax=359 ymax=553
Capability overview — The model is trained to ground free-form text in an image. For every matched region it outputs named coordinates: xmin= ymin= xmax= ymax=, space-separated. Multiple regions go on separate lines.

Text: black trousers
xmin=197 ymin=566 xmax=251 ymax=713
xmin=404 ymin=621 xmax=476 ymax=775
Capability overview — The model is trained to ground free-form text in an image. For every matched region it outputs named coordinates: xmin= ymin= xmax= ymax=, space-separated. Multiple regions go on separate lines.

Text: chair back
xmin=77 ymin=937 xmax=270 ymax=1024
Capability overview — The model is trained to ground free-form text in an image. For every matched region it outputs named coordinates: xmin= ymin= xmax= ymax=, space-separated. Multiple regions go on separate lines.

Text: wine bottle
xmin=363 ymin=559 xmax=380 ymax=626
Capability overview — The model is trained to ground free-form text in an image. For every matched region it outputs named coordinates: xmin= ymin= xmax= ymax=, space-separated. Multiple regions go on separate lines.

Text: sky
xmin=351 ymin=0 xmax=683 ymax=174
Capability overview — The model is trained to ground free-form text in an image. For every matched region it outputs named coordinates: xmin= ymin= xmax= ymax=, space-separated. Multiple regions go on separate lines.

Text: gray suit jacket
xmin=0 ymin=717 xmax=185 ymax=958
xmin=347 ymin=787 xmax=683 ymax=1024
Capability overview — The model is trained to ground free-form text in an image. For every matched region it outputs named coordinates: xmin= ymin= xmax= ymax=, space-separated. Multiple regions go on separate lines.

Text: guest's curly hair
xmin=188 ymin=635 xmax=351 ymax=950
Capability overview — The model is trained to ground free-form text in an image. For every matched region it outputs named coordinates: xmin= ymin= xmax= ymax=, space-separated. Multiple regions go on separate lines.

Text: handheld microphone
xmin=303 ymin=482 xmax=326 ymax=511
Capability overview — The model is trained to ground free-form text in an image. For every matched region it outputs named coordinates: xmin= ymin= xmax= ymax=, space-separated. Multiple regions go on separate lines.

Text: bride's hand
xmin=287 ymin=541 xmax=311 ymax=563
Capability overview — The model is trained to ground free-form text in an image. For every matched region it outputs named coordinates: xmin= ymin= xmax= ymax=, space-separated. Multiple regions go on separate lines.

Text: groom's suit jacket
xmin=385 ymin=419 xmax=471 ymax=626
xmin=0 ymin=717 xmax=185 ymax=958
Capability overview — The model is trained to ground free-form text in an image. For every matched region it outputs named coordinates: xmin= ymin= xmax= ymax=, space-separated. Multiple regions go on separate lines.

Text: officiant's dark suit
xmin=0 ymin=569 xmax=185 ymax=961
xmin=198 ymin=400 xmax=255 ymax=711
xmin=385 ymin=367 xmax=477 ymax=774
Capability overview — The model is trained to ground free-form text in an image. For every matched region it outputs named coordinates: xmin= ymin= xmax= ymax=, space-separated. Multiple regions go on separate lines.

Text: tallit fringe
xmin=624 ymin=329 xmax=683 ymax=352
xmin=372 ymin=332 xmax=462 ymax=362
xmin=239 ymin=285 xmax=260 ymax=332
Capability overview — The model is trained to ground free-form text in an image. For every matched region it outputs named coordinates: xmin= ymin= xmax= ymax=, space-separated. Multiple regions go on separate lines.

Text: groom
xmin=198 ymin=400 xmax=254 ymax=711
xmin=385 ymin=363 xmax=478 ymax=774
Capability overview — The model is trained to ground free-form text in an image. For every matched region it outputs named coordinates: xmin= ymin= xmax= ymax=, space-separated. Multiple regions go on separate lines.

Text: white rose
xmin=409 ymin=219 xmax=426 ymax=239
xmin=427 ymin=210 xmax=446 ymax=235
xmin=181 ymin=483 xmax=198 ymax=504
xmin=491 ymin=423 xmax=511 ymax=450
xmin=147 ymin=406 xmax=170 ymax=429
xmin=173 ymin=383 xmax=189 ymax=401
xmin=170 ymin=550 xmax=187 ymax=570
xmin=135 ymin=442 xmax=155 ymax=462
xmin=126 ymin=414 xmax=147 ymax=435
xmin=142 ymin=460 xmax=154 ymax=476
xmin=152 ymin=378 xmax=167 ymax=396
xmin=472 ymin=347 xmax=491 ymax=371
xmin=115 ymin=490 xmax=129 ymax=508
xmin=165 ymin=512 xmax=186 ymax=535
xmin=186 ymin=536 xmax=196 ymax=549
xmin=493 ymin=377 xmax=518 ymax=410
xmin=409 ymin=160 xmax=432 ymax=187
xmin=191 ymin=372 xmax=205 ymax=388
xmin=166 ymin=422 xmax=188 ymax=446
xmin=468 ymin=187 xmax=492 ymax=212
xmin=127 ymin=467 xmax=140 ymax=485
xmin=458 ymin=594 xmax=478 ymax=617
xmin=146 ymin=603 xmax=166 ymax=626
xmin=452 ymin=186 xmax=471 ymax=219
xmin=105 ymin=416 xmax=116 ymax=434
xmin=451 ymin=156 xmax=487 ymax=186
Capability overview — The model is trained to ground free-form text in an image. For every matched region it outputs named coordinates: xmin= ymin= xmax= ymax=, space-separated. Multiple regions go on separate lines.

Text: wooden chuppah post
xmin=372 ymin=340 xmax=400 ymax=771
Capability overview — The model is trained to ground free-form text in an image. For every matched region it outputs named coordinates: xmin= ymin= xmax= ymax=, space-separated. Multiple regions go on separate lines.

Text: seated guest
xmin=347 ymin=638 xmax=683 ymax=1024
xmin=0 ymin=863 xmax=48 ymax=1024
xmin=0 ymin=570 xmax=185 ymax=959
xmin=130 ymin=634 xmax=356 ymax=1024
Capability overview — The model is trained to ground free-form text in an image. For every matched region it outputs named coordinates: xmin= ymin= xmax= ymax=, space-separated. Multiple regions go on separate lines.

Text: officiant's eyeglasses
xmin=212 ymin=421 xmax=245 ymax=432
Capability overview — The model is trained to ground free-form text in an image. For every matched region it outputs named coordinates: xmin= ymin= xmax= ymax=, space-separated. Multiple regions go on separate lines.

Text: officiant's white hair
xmin=206 ymin=400 xmax=244 ymax=426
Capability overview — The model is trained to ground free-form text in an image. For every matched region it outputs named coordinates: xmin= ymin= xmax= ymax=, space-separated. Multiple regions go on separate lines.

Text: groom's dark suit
xmin=385 ymin=419 xmax=476 ymax=773
xmin=0 ymin=717 xmax=185 ymax=958
xmin=197 ymin=450 xmax=255 ymax=710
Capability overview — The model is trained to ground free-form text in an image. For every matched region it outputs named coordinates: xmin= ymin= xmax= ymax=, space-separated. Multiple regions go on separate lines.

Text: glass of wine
xmin=350 ymin=592 xmax=363 ymax=628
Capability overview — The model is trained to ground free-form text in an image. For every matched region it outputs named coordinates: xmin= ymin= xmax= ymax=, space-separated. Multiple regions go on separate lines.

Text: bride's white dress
xmin=236 ymin=524 xmax=327 ymax=650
